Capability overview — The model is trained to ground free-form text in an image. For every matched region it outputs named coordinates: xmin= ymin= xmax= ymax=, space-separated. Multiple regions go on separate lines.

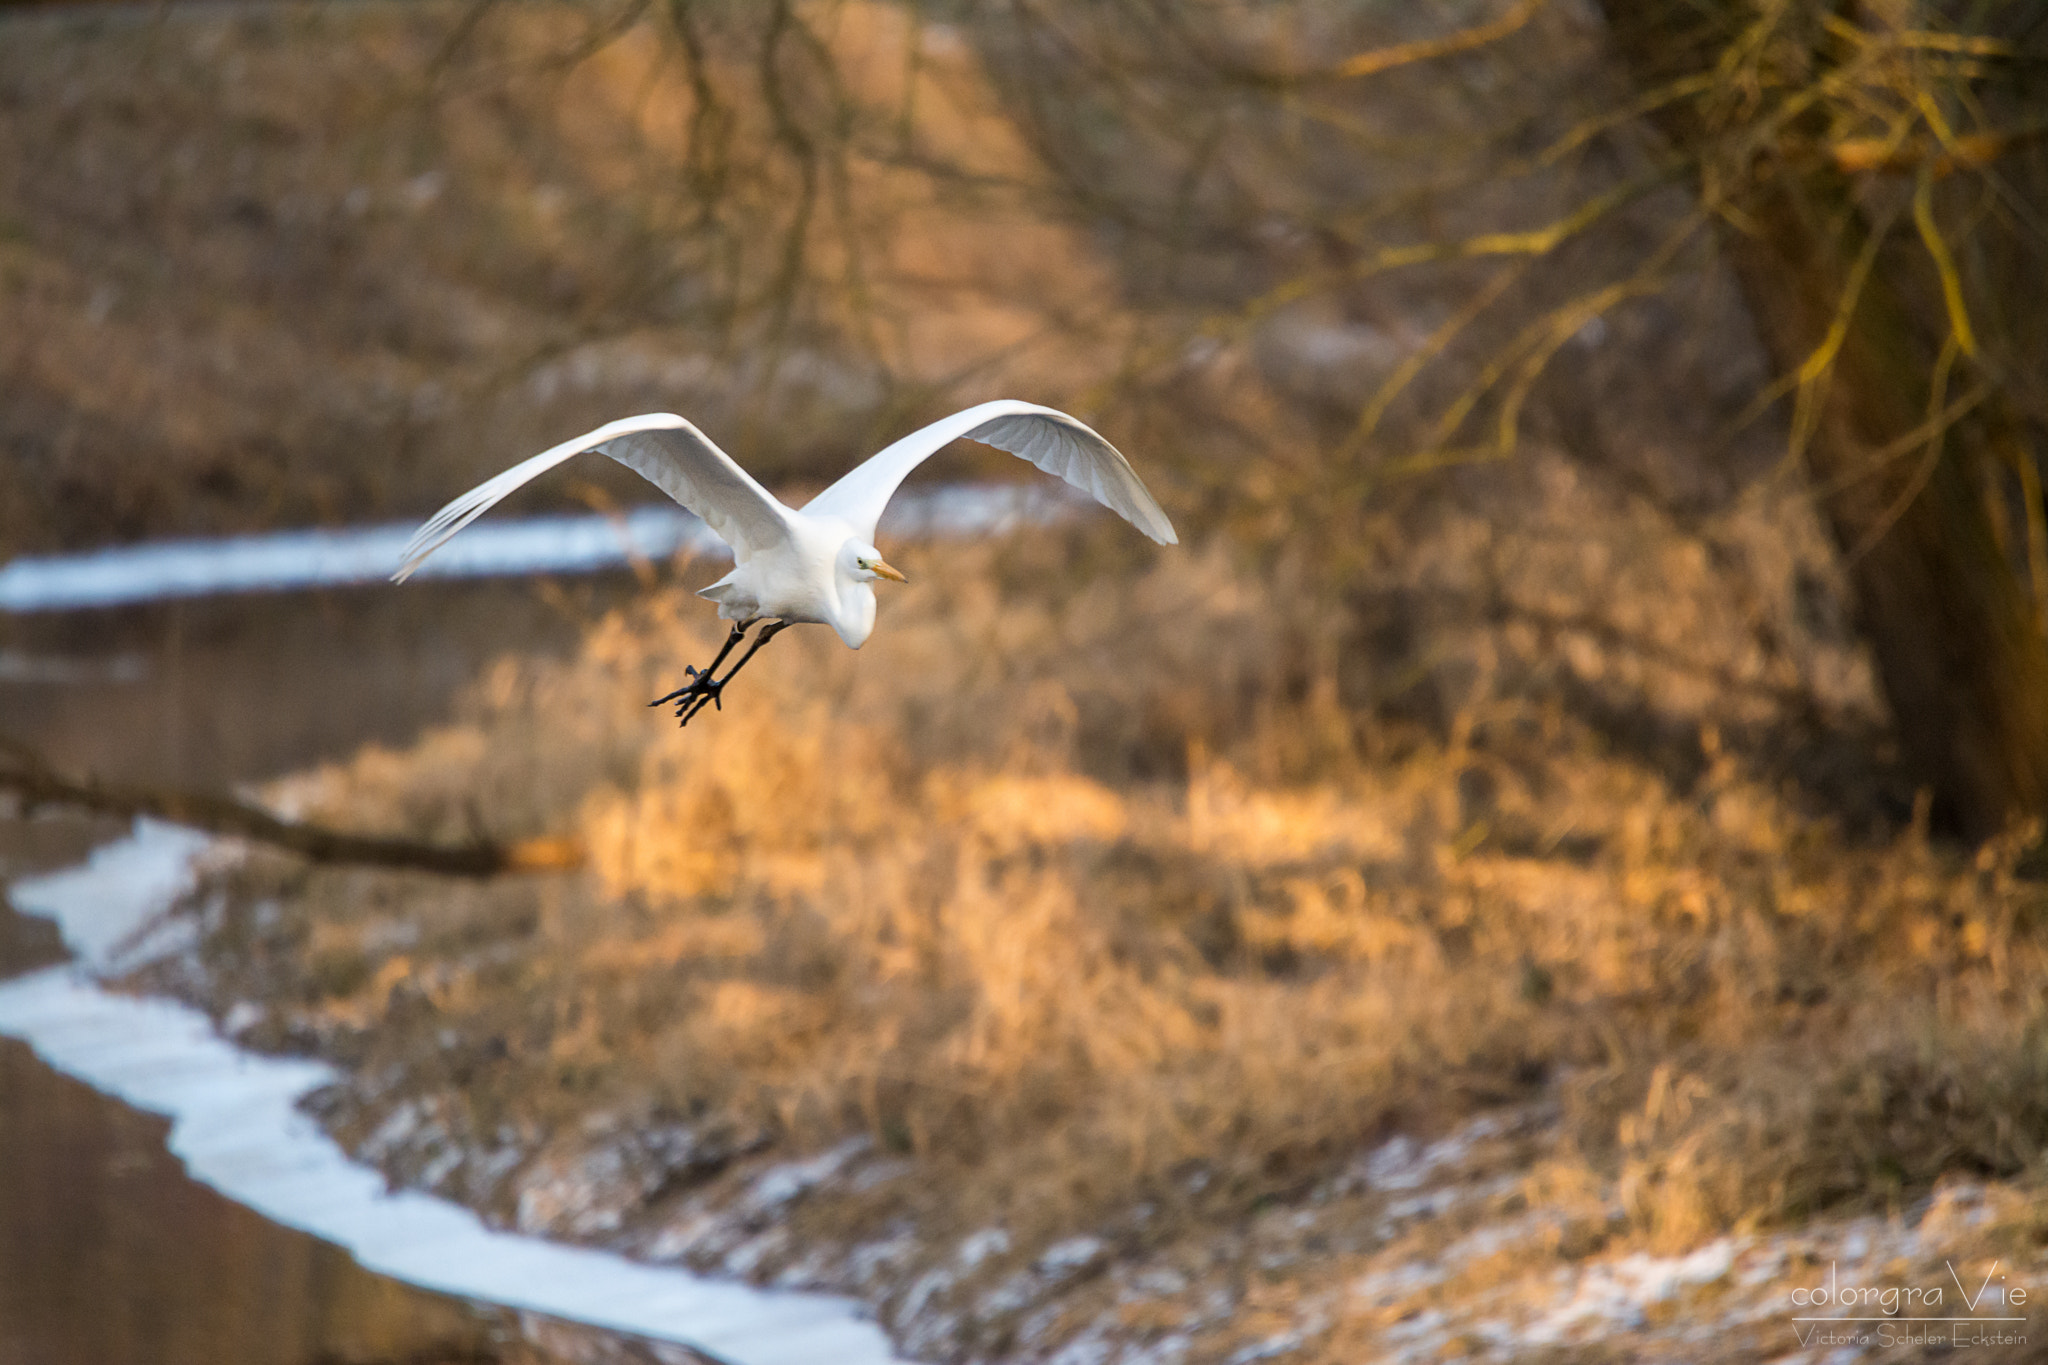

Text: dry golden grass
xmin=194 ymin=518 xmax=2048 ymax=1261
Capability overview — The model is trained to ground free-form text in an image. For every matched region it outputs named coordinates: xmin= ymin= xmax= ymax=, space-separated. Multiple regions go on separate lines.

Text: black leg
xmin=669 ymin=619 xmax=791 ymax=727
xmin=650 ymin=620 xmax=750 ymax=710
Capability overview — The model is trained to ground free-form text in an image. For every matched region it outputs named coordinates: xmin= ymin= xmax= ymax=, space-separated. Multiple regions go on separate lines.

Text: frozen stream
xmin=0 ymin=483 xmax=1076 ymax=612
xmin=0 ymin=823 xmax=911 ymax=1365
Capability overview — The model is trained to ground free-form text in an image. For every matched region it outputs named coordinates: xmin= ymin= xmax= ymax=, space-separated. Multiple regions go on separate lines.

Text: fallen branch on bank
xmin=0 ymin=738 xmax=582 ymax=878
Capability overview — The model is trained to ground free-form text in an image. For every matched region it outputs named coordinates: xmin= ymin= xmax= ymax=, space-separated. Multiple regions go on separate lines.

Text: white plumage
xmin=393 ymin=400 xmax=1176 ymax=720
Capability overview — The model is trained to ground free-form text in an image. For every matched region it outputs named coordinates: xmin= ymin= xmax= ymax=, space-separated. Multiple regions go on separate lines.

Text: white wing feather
xmin=391 ymin=414 xmax=796 ymax=582
xmin=801 ymin=401 xmax=1178 ymax=546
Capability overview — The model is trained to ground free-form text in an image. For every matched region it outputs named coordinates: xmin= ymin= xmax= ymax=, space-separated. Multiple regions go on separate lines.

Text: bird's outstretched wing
xmin=392 ymin=414 xmax=797 ymax=582
xmin=801 ymin=401 xmax=1178 ymax=547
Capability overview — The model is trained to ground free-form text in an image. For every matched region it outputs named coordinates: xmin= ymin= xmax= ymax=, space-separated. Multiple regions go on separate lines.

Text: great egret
xmin=393 ymin=401 xmax=1177 ymax=724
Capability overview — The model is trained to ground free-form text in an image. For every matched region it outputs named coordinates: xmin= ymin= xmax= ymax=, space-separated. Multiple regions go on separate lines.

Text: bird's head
xmin=844 ymin=541 xmax=908 ymax=585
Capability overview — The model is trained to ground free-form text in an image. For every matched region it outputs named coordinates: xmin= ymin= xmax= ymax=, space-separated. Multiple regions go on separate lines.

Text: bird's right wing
xmin=392 ymin=414 xmax=797 ymax=582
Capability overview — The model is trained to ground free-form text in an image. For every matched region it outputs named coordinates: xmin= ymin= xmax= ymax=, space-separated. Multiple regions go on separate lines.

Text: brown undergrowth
xmin=180 ymin=516 xmax=2048 ymax=1277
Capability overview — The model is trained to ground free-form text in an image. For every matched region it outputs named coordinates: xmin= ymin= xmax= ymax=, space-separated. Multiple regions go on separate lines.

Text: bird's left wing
xmin=801 ymin=401 xmax=1178 ymax=546
xmin=392 ymin=414 xmax=797 ymax=582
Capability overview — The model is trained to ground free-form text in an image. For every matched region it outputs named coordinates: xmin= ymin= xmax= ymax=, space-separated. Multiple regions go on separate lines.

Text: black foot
xmin=646 ymin=619 xmax=790 ymax=729
xmin=650 ymin=621 xmax=751 ymax=726
xmin=650 ymin=665 xmax=725 ymax=727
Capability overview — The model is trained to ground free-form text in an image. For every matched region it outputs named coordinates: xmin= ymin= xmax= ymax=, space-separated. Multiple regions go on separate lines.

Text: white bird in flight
xmin=393 ymin=400 xmax=1177 ymax=724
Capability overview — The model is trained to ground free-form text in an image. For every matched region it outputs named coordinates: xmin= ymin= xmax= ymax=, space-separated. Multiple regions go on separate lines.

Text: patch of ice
xmin=1038 ymin=1235 xmax=1109 ymax=1279
xmin=897 ymin=1306 xmax=964 ymax=1363
xmin=723 ymin=1227 xmax=791 ymax=1278
xmin=1121 ymin=1265 xmax=1190 ymax=1300
xmin=0 ymin=513 xmax=708 ymax=611
xmin=8 ymin=820 xmax=211 ymax=970
xmin=845 ymin=1231 xmax=917 ymax=1288
xmin=1522 ymin=1239 xmax=1737 ymax=1344
xmin=976 ymin=1269 xmax=1040 ymax=1318
xmin=1347 ymin=1112 xmax=1508 ymax=1196
xmin=1383 ymin=1186 xmax=1461 ymax=1222
xmin=1019 ymin=1299 xmax=1068 ymax=1348
xmin=900 ymin=1265 xmax=957 ymax=1320
xmin=1124 ymin=1332 xmax=1192 ymax=1365
xmin=851 ymin=1157 xmax=914 ymax=1193
xmin=747 ymin=1136 xmax=871 ymax=1213
xmin=362 ymin=1099 xmax=427 ymax=1162
xmin=1226 ymin=1330 xmax=1310 ymax=1365
xmin=1737 ymin=1247 xmax=1789 ymax=1289
xmin=1439 ymin=1211 xmax=1561 ymax=1268
xmin=1351 ymin=1259 xmax=1446 ymax=1306
xmin=644 ymin=1209 xmax=720 ymax=1263
xmin=1364 ymin=1135 xmax=1422 ymax=1189
xmin=417 ymin=1143 xmax=464 ymax=1191
xmin=1383 ymin=1307 xmax=1447 ymax=1343
xmin=470 ymin=1140 xmax=526 ymax=1192
xmin=770 ymin=1246 xmax=835 ymax=1291
xmin=515 ymin=1142 xmax=654 ymax=1237
xmin=1046 ymin=1329 xmax=1113 ymax=1365
xmin=221 ymin=1000 xmax=265 ymax=1036
xmin=956 ymin=1226 xmax=1011 ymax=1269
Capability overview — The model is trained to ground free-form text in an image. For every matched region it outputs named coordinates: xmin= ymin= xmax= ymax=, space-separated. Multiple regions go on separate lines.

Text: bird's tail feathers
xmin=695 ymin=573 xmax=748 ymax=612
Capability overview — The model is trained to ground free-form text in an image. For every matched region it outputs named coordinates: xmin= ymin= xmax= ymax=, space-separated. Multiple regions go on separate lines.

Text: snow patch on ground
xmin=1520 ymin=1239 xmax=1737 ymax=1343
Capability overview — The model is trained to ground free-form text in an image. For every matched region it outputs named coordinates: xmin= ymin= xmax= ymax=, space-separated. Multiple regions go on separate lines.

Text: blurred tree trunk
xmin=1599 ymin=2 xmax=2048 ymax=838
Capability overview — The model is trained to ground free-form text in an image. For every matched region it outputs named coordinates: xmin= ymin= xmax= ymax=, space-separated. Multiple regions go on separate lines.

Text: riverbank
xmin=0 ymin=820 xmax=900 ymax=1365
xmin=14 ymin=815 xmax=2047 ymax=1364
xmin=119 ymin=520 xmax=2048 ymax=1363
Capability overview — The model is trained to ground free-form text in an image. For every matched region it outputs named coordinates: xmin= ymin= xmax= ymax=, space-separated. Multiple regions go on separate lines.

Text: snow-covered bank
xmin=0 ymin=824 xmax=910 ymax=1365
xmin=0 ymin=484 xmax=1074 ymax=612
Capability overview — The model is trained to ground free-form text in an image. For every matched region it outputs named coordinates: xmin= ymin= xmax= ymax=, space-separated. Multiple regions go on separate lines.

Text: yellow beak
xmin=870 ymin=558 xmax=909 ymax=583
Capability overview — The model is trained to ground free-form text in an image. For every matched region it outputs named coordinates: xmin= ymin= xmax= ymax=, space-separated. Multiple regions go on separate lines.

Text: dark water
xmin=0 ymin=577 xmax=706 ymax=1365
xmin=2 ymin=576 xmax=638 ymax=788
xmin=0 ymin=1032 xmax=509 ymax=1365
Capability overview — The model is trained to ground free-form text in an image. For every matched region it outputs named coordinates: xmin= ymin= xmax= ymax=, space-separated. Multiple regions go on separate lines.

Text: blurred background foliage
xmin=10 ymin=4 xmax=2048 ymax=1355
xmin=6 ymin=0 xmax=2046 ymax=831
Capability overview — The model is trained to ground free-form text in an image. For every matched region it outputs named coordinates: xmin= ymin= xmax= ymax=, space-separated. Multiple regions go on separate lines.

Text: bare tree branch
xmin=0 ymin=739 xmax=582 ymax=879
xmin=1332 ymin=0 xmax=1548 ymax=81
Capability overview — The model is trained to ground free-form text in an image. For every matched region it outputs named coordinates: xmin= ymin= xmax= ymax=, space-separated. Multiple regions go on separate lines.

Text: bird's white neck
xmin=830 ymin=579 xmax=878 ymax=649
